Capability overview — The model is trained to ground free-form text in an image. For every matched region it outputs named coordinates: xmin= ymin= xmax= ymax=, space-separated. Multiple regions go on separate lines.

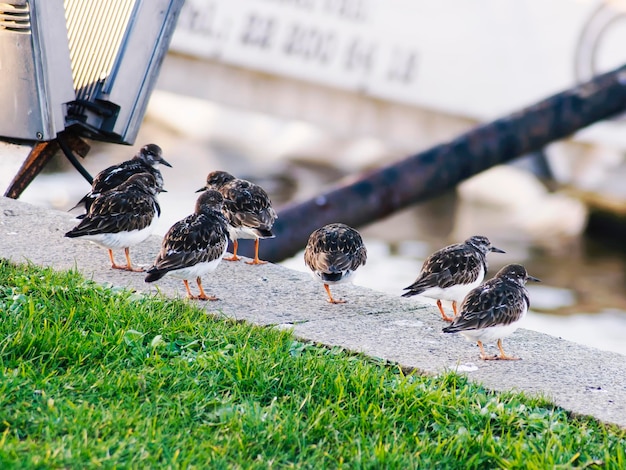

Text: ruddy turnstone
xmin=65 ymin=172 xmax=161 ymax=272
xmin=442 ymin=263 xmax=540 ymax=360
xmin=402 ymin=235 xmax=505 ymax=322
xmin=73 ymin=143 xmax=171 ymax=216
xmin=304 ymin=223 xmax=367 ymax=304
xmin=197 ymin=171 xmax=277 ymax=265
xmin=144 ymin=190 xmax=230 ymax=301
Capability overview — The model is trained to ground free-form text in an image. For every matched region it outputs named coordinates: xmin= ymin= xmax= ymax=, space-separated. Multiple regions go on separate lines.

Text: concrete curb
xmin=1 ymin=196 xmax=625 ymax=428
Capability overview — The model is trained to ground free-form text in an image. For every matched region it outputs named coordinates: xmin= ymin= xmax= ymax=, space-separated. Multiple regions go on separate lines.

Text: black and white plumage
xmin=443 ymin=264 xmax=540 ymax=361
xmin=145 ymin=190 xmax=230 ymax=301
xmin=304 ymin=223 xmax=367 ymax=304
xmin=64 ymin=172 xmax=161 ymax=272
xmin=73 ymin=143 xmax=171 ymax=216
xmin=197 ymin=171 xmax=277 ymax=265
xmin=402 ymin=235 xmax=505 ymax=322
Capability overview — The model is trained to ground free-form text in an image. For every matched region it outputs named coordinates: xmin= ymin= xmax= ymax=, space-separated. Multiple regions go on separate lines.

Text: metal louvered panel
xmin=0 ymin=1 xmax=30 ymax=32
xmin=0 ymin=0 xmax=74 ymax=141
xmin=63 ymin=0 xmax=185 ymax=144
xmin=64 ymin=0 xmax=136 ymax=102
xmin=0 ymin=0 xmax=183 ymax=144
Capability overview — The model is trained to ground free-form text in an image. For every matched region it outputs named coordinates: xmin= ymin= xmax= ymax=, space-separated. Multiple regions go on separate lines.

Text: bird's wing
xmin=304 ymin=227 xmax=366 ymax=273
xmin=404 ymin=245 xmax=482 ymax=292
xmin=152 ymin=213 xmax=228 ymax=272
xmin=92 ymin=161 xmax=147 ymax=193
xmin=66 ymin=190 xmax=157 ymax=236
xmin=445 ymin=281 xmax=528 ymax=332
xmin=222 ymin=182 xmax=277 ymax=230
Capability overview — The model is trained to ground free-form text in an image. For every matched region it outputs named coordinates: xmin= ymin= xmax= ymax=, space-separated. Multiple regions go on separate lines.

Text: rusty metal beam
xmin=238 ymin=63 xmax=626 ymax=262
xmin=4 ymin=140 xmax=61 ymax=199
xmin=4 ymin=132 xmax=90 ymax=199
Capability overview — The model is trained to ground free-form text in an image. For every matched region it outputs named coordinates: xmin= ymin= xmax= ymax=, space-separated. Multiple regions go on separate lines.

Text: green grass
xmin=0 ymin=259 xmax=624 ymax=469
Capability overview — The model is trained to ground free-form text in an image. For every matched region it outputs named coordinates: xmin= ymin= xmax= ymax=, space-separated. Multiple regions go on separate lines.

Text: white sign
xmin=170 ymin=0 xmax=626 ymax=120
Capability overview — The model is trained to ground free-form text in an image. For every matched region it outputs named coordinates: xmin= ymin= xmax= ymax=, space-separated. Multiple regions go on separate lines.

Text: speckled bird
xmin=145 ymin=190 xmax=230 ymax=301
xmin=304 ymin=223 xmax=367 ymax=304
xmin=402 ymin=235 xmax=505 ymax=322
xmin=197 ymin=171 xmax=277 ymax=265
xmin=443 ymin=263 xmax=540 ymax=360
xmin=73 ymin=143 xmax=171 ymax=216
xmin=65 ymin=172 xmax=161 ymax=272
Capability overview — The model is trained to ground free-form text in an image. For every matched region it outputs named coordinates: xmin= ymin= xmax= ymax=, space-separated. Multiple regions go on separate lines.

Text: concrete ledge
xmin=1 ymin=196 xmax=625 ymax=428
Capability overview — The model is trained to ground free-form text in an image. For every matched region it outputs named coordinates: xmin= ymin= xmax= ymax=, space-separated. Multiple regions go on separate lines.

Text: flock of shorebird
xmin=65 ymin=143 xmax=539 ymax=361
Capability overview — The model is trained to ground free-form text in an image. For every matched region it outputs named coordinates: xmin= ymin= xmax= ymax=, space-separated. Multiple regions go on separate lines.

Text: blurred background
xmin=2 ymin=0 xmax=626 ymax=353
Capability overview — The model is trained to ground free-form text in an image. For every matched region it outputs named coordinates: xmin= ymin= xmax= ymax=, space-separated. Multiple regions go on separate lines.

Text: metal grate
xmin=0 ymin=1 xmax=30 ymax=32
xmin=0 ymin=0 xmax=183 ymax=143
xmin=64 ymin=0 xmax=136 ymax=100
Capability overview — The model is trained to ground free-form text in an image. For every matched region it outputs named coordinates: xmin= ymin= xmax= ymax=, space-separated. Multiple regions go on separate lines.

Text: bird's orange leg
xmin=437 ymin=300 xmax=454 ymax=322
xmin=478 ymin=341 xmax=500 ymax=361
xmin=108 ymin=249 xmax=129 ymax=270
xmin=224 ymin=240 xmax=240 ymax=261
xmin=123 ymin=247 xmax=144 ymax=272
xmin=495 ymin=339 xmax=520 ymax=361
xmin=196 ymin=276 xmax=218 ymax=301
xmin=108 ymin=249 xmax=119 ymax=269
xmin=452 ymin=301 xmax=458 ymax=317
xmin=324 ymin=284 xmax=346 ymax=304
xmin=183 ymin=279 xmax=196 ymax=299
xmin=478 ymin=341 xmax=494 ymax=360
xmin=108 ymin=248 xmax=143 ymax=272
xmin=246 ymin=239 xmax=268 ymax=265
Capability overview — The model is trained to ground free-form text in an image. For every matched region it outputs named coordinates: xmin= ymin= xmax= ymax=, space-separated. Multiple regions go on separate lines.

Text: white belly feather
xmin=166 ymin=244 xmax=227 ymax=280
xmin=228 ymin=225 xmax=260 ymax=241
xmin=459 ymin=307 xmax=527 ymax=344
xmin=420 ymin=266 xmax=484 ymax=302
xmin=80 ymin=216 xmax=159 ymax=249
xmin=310 ymin=269 xmax=356 ymax=285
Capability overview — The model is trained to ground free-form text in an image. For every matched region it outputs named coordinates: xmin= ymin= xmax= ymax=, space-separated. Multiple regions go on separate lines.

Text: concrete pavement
xmin=1 ymin=196 xmax=625 ymax=428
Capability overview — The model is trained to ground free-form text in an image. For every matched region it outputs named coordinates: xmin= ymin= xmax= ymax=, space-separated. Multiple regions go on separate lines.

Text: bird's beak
xmin=491 ymin=246 xmax=506 ymax=253
xmin=528 ymin=275 xmax=541 ymax=283
xmin=195 ymin=187 xmax=206 ymax=193
xmin=159 ymin=158 xmax=173 ymax=168
xmin=159 ymin=188 xmax=168 ymax=193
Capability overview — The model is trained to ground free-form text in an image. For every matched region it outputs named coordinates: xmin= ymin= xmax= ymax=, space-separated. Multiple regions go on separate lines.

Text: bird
xmin=72 ymin=143 xmax=171 ymax=216
xmin=65 ymin=172 xmax=161 ymax=272
xmin=197 ymin=171 xmax=277 ymax=265
xmin=442 ymin=263 xmax=540 ymax=360
xmin=145 ymin=190 xmax=230 ymax=301
xmin=402 ymin=235 xmax=505 ymax=322
xmin=304 ymin=223 xmax=367 ymax=304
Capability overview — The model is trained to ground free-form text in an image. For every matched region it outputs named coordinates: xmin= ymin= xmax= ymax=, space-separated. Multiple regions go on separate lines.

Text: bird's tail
xmin=144 ymin=267 xmax=167 ymax=283
xmin=321 ymin=272 xmax=343 ymax=282
xmin=401 ymin=279 xmax=428 ymax=297
xmin=253 ymin=228 xmax=275 ymax=239
xmin=64 ymin=229 xmax=80 ymax=238
xmin=401 ymin=288 xmax=422 ymax=298
xmin=68 ymin=193 xmax=95 ymax=214
xmin=442 ymin=324 xmax=460 ymax=334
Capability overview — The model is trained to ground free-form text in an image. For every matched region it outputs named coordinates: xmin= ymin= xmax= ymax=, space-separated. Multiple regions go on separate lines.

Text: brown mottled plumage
xmin=402 ymin=235 xmax=505 ymax=322
xmin=197 ymin=171 xmax=277 ymax=265
xmin=65 ymin=172 xmax=161 ymax=271
xmin=145 ymin=190 xmax=229 ymax=301
xmin=304 ymin=223 xmax=367 ymax=304
xmin=73 ymin=143 xmax=171 ymax=216
xmin=443 ymin=264 xmax=540 ymax=360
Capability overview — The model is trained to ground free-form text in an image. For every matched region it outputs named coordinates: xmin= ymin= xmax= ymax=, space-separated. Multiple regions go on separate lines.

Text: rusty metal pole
xmin=4 ymin=131 xmax=90 ymax=199
xmin=239 ymin=64 xmax=626 ymax=262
